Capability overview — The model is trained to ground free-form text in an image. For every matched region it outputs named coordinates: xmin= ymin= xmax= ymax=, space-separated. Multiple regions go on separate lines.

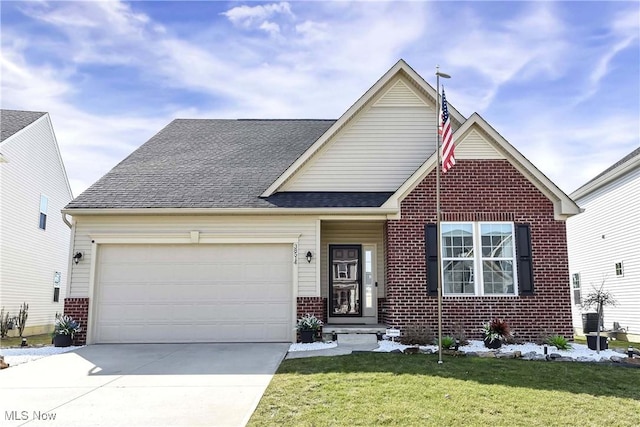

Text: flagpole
xmin=435 ymin=66 xmax=450 ymax=365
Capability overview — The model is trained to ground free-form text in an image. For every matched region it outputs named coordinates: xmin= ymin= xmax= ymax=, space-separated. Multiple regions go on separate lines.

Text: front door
xmin=329 ymin=245 xmax=362 ymax=317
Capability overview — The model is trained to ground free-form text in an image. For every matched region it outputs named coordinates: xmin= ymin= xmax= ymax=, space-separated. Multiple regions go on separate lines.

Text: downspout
xmin=62 ymin=212 xmax=72 ymax=228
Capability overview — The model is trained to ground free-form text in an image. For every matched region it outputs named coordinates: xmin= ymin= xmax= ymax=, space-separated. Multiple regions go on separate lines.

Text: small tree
xmin=582 ymin=281 xmax=616 ymax=353
xmin=0 ymin=308 xmax=10 ymax=338
xmin=16 ymin=302 xmax=29 ymax=338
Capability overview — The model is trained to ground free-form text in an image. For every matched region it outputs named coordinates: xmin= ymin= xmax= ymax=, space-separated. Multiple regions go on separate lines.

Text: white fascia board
xmin=62 ymin=207 xmax=399 ymax=217
xmin=570 ymin=154 xmax=640 ymax=201
xmin=43 ymin=113 xmax=75 ymax=200
xmin=464 ymin=114 xmax=581 ymax=219
xmin=382 ymin=113 xmax=581 ymax=220
xmin=260 ymin=59 xmax=467 ymax=197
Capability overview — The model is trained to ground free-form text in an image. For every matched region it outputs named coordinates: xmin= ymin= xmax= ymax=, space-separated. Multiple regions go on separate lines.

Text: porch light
xmin=306 ymin=251 xmax=313 ymax=263
xmin=73 ymin=252 xmax=83 ymax=264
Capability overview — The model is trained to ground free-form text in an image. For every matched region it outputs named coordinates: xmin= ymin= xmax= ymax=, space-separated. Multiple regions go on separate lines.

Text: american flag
xmin=440 ymin=87 xmax=455 ymax=173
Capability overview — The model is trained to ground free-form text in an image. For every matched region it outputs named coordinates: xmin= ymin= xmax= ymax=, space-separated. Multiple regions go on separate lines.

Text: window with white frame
xmin=615 ymin=262 xmax=624 ymax=277
xmin=39 ymin=195 xmax=48 ymax=230
xmin=572 ymin=273 xmax=581 ymax=304
xmin=441 ymin=222 xmax=516 ymax=295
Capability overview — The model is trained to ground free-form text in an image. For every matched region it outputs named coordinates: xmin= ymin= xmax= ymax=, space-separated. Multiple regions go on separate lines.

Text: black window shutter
xmin=515 ymin=223 xmax=534 ymax=295
xmin=425 ymin=224 xmax=438 ymax=295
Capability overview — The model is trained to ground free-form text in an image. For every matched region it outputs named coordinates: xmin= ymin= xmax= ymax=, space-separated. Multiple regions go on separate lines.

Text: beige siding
xmin=0 ymin=115 xmax=72 ymax=333
xmin=374 ymin=80 xmax=427 ymax=107
xmin=282 ymin=76 xmax=438 ymax=192
xmin=567 ymin=165 xmax=640 ymax=335
xmin=320 ymin=221 xmax=385 ymax=298
xmin=69 ymin=215 xmax=319 ymax=298
xmin=455 ymin=129 xmax=504 ymax=160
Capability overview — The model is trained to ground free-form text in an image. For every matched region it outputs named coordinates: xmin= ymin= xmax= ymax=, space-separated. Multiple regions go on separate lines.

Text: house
xmin=63 ymin=60 xmax=580 ymax=345
xmin=567 ymin=147 xmax=640 ymax=341
xmin=0 ymin=110 xmax=73 ymax=336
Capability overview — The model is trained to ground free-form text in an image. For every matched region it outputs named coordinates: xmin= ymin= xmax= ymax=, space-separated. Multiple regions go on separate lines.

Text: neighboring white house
xmin=567 ymin=147 xmax=640 ymax=341
xmin=0 ymin=110 xmax=73 ymax=336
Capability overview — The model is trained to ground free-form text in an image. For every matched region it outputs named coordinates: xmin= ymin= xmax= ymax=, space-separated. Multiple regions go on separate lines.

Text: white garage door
xmin=94 ymin=244 xmax=293 ymax=343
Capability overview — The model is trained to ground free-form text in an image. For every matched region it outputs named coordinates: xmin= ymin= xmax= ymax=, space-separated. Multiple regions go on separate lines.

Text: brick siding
xmin=384 ymin=159 xmax=573 ymax=342
xmin=296 ymin=297 xmax=327 ymax=323
xmin=63 ymin=297 xmax=89 ymax=345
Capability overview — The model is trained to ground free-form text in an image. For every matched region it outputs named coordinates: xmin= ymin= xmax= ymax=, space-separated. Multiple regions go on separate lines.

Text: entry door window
xmin=329 ymin=245 xmax=362 ymax=316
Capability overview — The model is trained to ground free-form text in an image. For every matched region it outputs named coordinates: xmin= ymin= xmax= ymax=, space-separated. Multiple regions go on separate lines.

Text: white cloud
xmin=222 ymin=2 xmax=293 ymax=29
xmin=259 ymin=21 xmax=281 ymax=36
xmin=444 ymin=3 xmax=568 ymax=111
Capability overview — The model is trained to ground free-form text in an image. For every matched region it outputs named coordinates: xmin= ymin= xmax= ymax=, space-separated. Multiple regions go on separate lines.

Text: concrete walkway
xmin=0 ymin=343 xmax=288 ymax=427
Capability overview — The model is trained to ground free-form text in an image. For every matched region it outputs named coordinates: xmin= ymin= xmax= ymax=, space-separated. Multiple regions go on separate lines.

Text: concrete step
xmin=337 ymin=333 xmax=378 ymax=346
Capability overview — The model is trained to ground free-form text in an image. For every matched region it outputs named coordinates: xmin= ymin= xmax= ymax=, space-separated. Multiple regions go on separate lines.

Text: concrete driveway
xmin=0 ymin=343 xmax=289 ymax=427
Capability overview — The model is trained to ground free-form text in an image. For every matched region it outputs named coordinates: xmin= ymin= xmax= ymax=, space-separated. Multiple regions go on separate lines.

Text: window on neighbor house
xmin=572 ymin=273 xmax=581 ymax=305
xmin=39 ymin=195 xmax=48 ymax=230
xmin=441 ymin=222 xmax=516 ymax=296
xmin=615 ymin=262 xmax=624 ymax=277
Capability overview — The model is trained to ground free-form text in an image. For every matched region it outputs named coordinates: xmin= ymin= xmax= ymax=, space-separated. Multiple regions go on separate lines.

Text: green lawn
xmin=0 ymin=333 xmax=52 ymax=348
xmin=249 ymin=353 xmax=640 ymax=426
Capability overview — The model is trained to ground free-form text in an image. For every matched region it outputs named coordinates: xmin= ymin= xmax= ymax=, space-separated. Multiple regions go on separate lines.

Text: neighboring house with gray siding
xmin=567 ymin=147 xmax=640 ymax=341
xmin=0 ymin=110 xmax=73 ymax=336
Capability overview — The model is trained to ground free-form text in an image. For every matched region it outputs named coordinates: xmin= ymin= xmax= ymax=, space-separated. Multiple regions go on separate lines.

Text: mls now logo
xmin=5 ymin=410 xmax=57 ymax=421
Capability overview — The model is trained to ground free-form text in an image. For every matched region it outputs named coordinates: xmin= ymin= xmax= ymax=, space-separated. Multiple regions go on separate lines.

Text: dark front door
xmin=329 ymin=245 xmax=362 ymax=317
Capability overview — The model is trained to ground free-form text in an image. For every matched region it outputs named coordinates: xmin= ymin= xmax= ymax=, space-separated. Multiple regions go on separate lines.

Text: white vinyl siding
xmin=455 ymin=129 xmax=504 ymax=160
xmin=0 ymin=115 xmax=72 ymax=334
xmin=320 ymin=221 xmax=385 ymax=298
xmin=282 ymin=76 xmax=439 ymax=192
xmin=567 ymin=165 xmax=640 ymax=336
xmin=69 ymin=215 xmax=319 ymax=298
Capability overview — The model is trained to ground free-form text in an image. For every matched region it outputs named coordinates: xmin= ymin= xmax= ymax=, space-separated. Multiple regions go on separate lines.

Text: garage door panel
xmin=95 ymin=244 xmax=293 ymax=343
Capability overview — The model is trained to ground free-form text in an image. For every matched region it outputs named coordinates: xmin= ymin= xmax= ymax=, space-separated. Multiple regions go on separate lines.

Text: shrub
xmin=296 ymin=314 xmax=323 ymax=331
xmin=16 ymin=302 xmax=29 ymax=338
xmin=440 ymin=336 xmax=456 ymax=350
xmin=547 ymin=335 xmax=572 ymax=350
xmin=452 ymin=322 xmax=469 ymax=346
xmin=0 ymin=308 xmax=10 ymax=338
xmin=53 ymin=314 xmax=81 ymax=337
xmin=482 ymin=318 xmax=511 ymax=343
xmin=400 ymin=324 xmax=434 ymax=346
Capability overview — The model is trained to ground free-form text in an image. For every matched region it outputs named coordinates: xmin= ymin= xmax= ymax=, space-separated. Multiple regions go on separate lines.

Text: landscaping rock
xmin=549 ymin=353 xmax=562 ymax=360
xmin=514 ymin=351 xmax=522 ymax=358
xmin=610 ymin=355 xmax=623 ymax=363
xmin=403 ymin=347 xmax=420 ymax=354
xmin=421 ymin=348 xmax=434 ymax=354
xmin=465 ymin=352 xmax=478 ymax=357
xmin=477 ymin=352 xmax=496 ymax=358
xmin=496 ymin=352 xmax=515 ymax=359
xmin=0 ymin=356 xmax=9 ymax=369
xmin=623 ymin=357 xmax=640 ymax=366
xmin=521 ymin=351 xmax=538 ymax=360
xmin=390 ymin=349 xmax=403 ymax=354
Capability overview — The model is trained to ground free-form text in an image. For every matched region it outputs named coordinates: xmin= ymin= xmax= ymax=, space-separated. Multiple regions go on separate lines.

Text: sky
xmin=1 ymin=1 xmax=639 ymax=197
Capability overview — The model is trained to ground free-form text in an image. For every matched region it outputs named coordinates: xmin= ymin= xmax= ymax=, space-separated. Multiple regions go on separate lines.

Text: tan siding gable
xmin=456 ymin=128 xmax=504 ymax=160
xmin=374 ymin=79 xmax=427 ymax=107
xmin=282 ymin=77 xmax=437 ymax=192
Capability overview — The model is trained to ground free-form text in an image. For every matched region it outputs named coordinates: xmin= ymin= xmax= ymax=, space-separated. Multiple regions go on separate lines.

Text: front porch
xmin=321 ymin=324 xmax=388 ymax=342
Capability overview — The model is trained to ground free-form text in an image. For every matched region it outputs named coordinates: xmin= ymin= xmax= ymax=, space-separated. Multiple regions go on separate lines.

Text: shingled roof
xmin=67 ymin=119 xmax=397 ymax=209
xmin=0 ymin=110 xmax=47 ymax=142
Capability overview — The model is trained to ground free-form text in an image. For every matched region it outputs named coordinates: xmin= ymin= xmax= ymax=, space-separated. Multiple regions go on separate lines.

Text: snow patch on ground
xmin=288 ymin=341 xmax=338 ymax=352
xmin=290 ymin=339 xmax=628 ymax=362
xmin=1 ymin=346 xmax=83 ymax=367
